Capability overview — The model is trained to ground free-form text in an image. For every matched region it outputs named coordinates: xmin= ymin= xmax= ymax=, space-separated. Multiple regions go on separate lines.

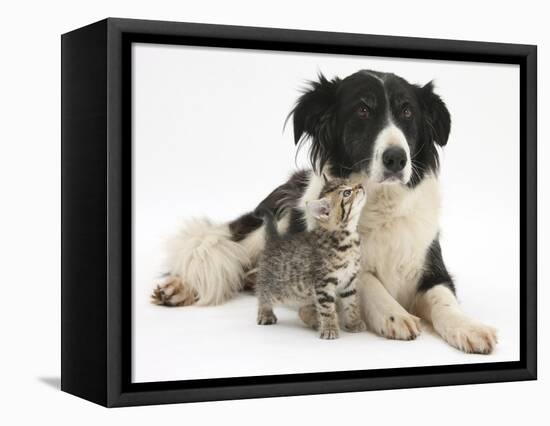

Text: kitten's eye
xmin=357 ymin=105 xmax=370 ymax=119
xmin=343 ymin=189 xmax=352 ymax=197
xmin=402 ymin=105 xmax=413 ymax=120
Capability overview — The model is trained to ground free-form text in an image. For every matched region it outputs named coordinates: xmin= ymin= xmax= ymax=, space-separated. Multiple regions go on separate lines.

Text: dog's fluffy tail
xmin=163 ymin=218 xmax=256 ymax=306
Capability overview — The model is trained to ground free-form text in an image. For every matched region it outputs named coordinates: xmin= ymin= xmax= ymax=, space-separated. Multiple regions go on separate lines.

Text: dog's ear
xmin=419 ymin=81 xmax=451 ymax=146
xmin=292 ymin=74 xmax=340 ymax=144
xmin=291 ymin=74 xmax=340 ymax=171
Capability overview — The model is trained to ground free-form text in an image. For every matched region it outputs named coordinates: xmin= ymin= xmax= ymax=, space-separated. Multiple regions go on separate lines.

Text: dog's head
xmin=291 ymin=70 xmax=451 ymax=187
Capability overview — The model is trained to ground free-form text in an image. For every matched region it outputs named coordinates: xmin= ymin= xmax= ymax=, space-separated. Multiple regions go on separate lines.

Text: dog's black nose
xmin=382 ymin=146 xmax=407 ymax=173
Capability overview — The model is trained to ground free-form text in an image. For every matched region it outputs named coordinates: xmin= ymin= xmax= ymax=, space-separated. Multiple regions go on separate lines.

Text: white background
xmin=133 ymin=44 xmax=520 ymax=382
xmin=0 ymin=0 xmax=547 ymax=424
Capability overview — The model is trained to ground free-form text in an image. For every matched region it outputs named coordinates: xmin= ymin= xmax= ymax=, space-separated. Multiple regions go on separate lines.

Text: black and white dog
xmin=153 ymin=70 xmax=497 ymax=354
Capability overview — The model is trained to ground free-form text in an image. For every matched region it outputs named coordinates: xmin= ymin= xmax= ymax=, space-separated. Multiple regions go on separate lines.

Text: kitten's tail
xmin=253 ymin=207 xmax=281 ymax=241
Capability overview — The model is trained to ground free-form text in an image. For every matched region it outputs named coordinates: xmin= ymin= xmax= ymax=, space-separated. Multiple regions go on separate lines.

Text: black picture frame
xmin=61 ymin=17 xmax=537 ymax=407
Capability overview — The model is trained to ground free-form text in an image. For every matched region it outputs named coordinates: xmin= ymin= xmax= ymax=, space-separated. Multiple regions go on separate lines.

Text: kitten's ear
xmin=307 ymin=198 xmax=331 ymax=221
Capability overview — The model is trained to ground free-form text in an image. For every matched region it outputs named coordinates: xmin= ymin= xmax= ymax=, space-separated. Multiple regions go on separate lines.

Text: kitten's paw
xmin=343 ymin=319 xmax=367 ymax=333
xmin=257 ymin=311 xmax=278 ymax=325
xmin=368 ymin=311 xmax=421 ymax=341
xmin=299 ymin=305 xmax=319 ymax=330
xmin=242 ymin=268 xmax=258 ymax=291
xmin=151 ymin=275 xmax=197 ymax=307
xmin=435 ymin=314 xmax=498 ymax=354
xmin=319 ymin=327 xmax=339 ymax=340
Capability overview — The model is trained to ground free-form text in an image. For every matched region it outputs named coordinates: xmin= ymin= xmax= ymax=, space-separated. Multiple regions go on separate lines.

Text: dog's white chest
xmin=358 ymin=176 xmax=442 ymax=307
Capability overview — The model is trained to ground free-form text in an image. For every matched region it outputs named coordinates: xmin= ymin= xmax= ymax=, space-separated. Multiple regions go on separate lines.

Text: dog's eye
xmin=402 ymin=105 xmax=413 ymax=119
xmin=357 ymin=105 xmax=370 ymax=119
xmin=343 ymin=189 xmax=352 ymax=197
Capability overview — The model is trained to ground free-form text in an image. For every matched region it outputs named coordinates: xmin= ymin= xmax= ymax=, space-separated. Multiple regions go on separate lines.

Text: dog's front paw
xmin=368 ymin=311 xmax=421 ymax=341
xmin=151 ymin=275 xmax=197 ymax=307
xmin=436 ymin=315 xmax=498 ymax=354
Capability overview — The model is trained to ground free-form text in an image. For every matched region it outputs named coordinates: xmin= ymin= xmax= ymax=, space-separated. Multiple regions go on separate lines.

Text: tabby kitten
xmin=255 ymin=177 xmax=367 ymax=339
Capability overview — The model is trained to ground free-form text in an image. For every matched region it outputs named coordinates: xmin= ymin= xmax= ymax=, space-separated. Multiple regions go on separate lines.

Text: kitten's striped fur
xmin=255 ymin=177 xmax=367 ymax=339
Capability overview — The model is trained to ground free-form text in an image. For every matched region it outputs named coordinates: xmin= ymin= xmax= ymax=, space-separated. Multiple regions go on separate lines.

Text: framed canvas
xmin=61 ymin=18 xmax=537 ymax=407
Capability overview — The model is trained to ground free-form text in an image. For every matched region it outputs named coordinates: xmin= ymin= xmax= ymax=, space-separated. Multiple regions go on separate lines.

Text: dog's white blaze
xmin=369 ymin=121 xmax=413 ymax=184
xmin=365 ymin=71 xmax=385 ymax=84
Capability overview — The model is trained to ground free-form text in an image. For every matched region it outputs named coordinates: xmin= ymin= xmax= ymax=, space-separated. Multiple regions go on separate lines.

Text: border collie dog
xmin=153 ymin=70 xmax=497 ymax=354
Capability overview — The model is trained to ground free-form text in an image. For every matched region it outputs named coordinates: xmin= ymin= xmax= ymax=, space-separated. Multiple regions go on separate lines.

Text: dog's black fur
xmin=229 ymin=169 xmax=309 ymax=241
xmin=229 ymin=70 xmax=454 ymax=294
